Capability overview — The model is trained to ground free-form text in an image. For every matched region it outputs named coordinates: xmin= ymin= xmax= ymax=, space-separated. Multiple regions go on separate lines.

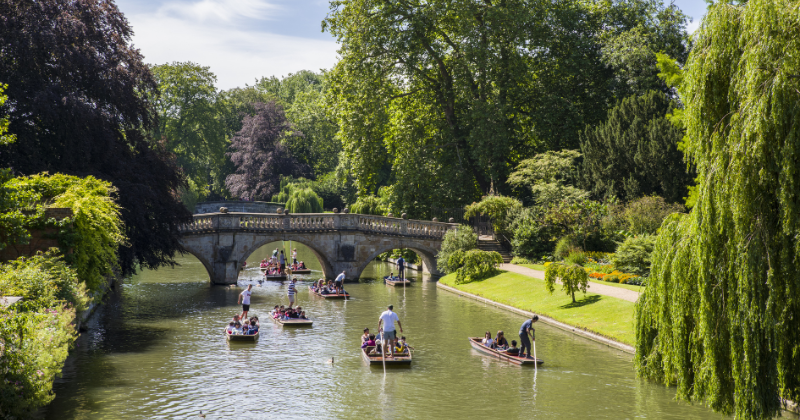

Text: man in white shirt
xmin=334 ymin=271 xmax=346 ymax=294
xmin=378 ymin=305 xmax=403 ymax=357
xmin=238 ymin=284 xmax=253 ymax=320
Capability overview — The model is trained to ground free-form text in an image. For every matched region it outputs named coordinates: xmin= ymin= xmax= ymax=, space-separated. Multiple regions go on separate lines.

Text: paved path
xmin=499 ymin=264 xmax=641 ymax=303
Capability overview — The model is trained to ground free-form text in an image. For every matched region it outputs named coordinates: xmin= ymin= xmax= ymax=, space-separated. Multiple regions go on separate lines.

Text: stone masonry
xmin=179 ymin=212 xmax=456 ymax=284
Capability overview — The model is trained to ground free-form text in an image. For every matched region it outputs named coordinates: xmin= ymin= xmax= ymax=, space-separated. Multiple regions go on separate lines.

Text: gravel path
xmin=499 ymin=263 xmax=641 ymax=303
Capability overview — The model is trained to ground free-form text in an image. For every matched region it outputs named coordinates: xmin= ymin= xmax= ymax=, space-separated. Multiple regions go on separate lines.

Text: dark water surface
xmin=45 ymin=242 xmax=737 ymax=419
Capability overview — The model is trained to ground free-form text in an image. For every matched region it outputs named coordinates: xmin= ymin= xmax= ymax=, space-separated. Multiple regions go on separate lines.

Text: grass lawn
xmin=440 ymin=271 xmax=635 ymax=346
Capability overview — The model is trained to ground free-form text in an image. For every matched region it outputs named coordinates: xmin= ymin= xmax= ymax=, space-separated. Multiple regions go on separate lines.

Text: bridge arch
xmin=239 ymin=236 xmax=335 ymax=279
xmin=353 ymin=243 xmax=441 ymax=280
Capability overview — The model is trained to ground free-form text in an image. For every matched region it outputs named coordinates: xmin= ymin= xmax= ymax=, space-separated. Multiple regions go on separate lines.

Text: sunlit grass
xmin=518 ymin=263 xmax=645 ymax=292
xmin=439 ymin=271 xmax=635 ymax=346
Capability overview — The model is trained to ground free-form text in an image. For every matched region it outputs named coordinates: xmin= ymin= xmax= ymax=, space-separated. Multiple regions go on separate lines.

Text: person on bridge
xmin=519 ymin=315 xmax=538 ymax=359
xmin=396 ymin=256 xmax=405 ymax=280
xmin=378 ymin=305 xmax=403 ymax=357
xmin=238 ymin=284 xmax=253 ymax=320
xmin=287 ymin=278 xmax=298 ymax=307
xmin=334 ymin=271 xmax=346 ymax=294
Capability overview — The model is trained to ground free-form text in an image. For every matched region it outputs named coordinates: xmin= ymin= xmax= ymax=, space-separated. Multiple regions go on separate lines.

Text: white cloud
xmin=686 ymin=19 xmax=701 ymax=34
xmin=126 ymin=0 xmax=339 ymax=90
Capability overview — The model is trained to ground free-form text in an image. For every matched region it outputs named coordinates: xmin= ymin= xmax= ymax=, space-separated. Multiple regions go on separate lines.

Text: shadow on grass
xmin=559 ymin=294 xmax=602 ymax=309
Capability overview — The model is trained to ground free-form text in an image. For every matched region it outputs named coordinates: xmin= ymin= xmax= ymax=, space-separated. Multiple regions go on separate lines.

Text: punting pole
xmin=533 ymin=340 xmax=538 ymax=371
xmin=381 ymin=331 xmax=386 ymax=375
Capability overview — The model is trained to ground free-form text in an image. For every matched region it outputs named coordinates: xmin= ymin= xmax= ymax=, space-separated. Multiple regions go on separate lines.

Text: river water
xmin=45 ymin=242 xmax=734 ymax=419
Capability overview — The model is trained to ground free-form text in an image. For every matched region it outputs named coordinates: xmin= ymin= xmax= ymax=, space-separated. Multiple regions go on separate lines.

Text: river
xmin=45 ymin=242 xmax=734 ymax=419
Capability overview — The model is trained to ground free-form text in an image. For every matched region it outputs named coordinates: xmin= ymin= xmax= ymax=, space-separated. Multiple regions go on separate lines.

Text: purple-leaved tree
xmin=225 ymin=101 xmax=311 ymax=200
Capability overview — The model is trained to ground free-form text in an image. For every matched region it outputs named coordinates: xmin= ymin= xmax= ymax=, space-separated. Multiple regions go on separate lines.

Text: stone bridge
xmin=179 ymin=212 xmax=457 ymax=284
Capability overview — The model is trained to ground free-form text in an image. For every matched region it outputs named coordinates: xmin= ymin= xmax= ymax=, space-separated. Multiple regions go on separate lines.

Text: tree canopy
xmin=0 ymin=0 xmax=191 ymax=275
xmin=634 ymin=1 xmax=800 ymax=418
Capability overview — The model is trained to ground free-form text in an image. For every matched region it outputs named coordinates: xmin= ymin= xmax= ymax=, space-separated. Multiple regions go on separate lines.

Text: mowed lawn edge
xmin=439 ymin=271 xmax=635 ymax=346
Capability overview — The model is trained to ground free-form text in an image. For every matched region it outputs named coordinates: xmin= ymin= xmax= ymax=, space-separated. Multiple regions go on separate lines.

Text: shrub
xmin=454 ymin=250 xmax=504 ymax=285
xmin=349 ymin=195 xmax=387 ymax=216
xmin=612 ymin=234 xmax=656 ymax=276
xmin=544 ymin=262 xmax=589 ymax=303
xmin=604 ymin=196 xmax=686 ymax=236
xmin=464 ymin=195 xmax=522 ymax=236
xmin=554 ymin=235 xmax=581 ymax=260
xmin=564 ymin=250 xmax=587 ymax=266
xmin=436 ymin=225 xmax=478 ymax=273
xmin=510 ymin=256 xmax=532 ymax=265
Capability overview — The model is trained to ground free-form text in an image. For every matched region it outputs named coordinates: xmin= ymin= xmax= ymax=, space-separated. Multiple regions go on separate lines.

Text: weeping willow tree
xmin=284 ymin=188 xmax=323 ymax=213
xmin=634 ymin=2 xmax=800 ymax=419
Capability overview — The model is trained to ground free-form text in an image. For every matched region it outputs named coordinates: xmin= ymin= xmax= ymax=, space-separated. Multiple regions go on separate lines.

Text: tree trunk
xmin=571 ymin=289 xmax=576 ymax=303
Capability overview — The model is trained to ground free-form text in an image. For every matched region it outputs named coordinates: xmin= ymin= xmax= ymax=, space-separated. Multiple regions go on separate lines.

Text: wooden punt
xmin=270 ymin=312 xmax=313 ymax=326
xmin=226 ymin=332 xmax=259 ymax=342
xmin=290 ymin=268 xmax=312 ymax=274
xmin=468 ymin=337 xmax=543 ymax=366
xmin=360 ymin=346 xmax=412 ymax=366
xmin=308 ymin=286 xmax=350 ymax=299
xmin=264 ymin=274 xmax=287 ymax=280
xmin=384 ymin=276 xmax=412 ymax=287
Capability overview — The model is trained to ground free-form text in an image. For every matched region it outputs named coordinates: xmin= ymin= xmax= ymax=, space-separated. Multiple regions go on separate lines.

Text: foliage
xmin=604 ymin=196 xmax=686 ymax=236
xmin=151 ymin=62 xmax=229 ymax=198
xmin=464 ymin=196 xmax=522 ymax=236
xmin=376 ymin=248 xmax=419 ymax=265
xmin=544 ymin=262 xmax=589 ymax=303
xmin=507 ymin=150 xmax=589 ymax=206
xmin=349 ymin=195 xmax=388 ymax=216
xmin=309 ymin=171 xmax=355 ymax=211
xmin=0 ymin=85 xmax=14 ymax=146
xmin=5 ymin=174 xmax=127 ymax=293
xmin=324 ymin=0 xmax=690 ymax=210
xmin=0 ymin=0 xmax=192 ymax=276
xmin=564 ymin=250 xmax=587 ymax=266
xmin=554 ymin=235 xmax=581 ymax=260
xmin=285 ymin=189 xmax=324 ymax=214
xmin=580 ymin=90 xmax=694 ymax=203
xmin=612 ymin=235 xmax=656 ymax=276
xmin=225 ymin=101 xmax=312 ymax=201
xmin=510 ymin=256 xmax=532 ymax=265
xmin=0 ymin=252 xmax=89 ymax=417
xmin=635 ymin=2 xmax=800 ymax=418
xmin=452 ymin=250 xmax=504 ymax=285
xmin=436 ymin=225 xmax=478 ymax=274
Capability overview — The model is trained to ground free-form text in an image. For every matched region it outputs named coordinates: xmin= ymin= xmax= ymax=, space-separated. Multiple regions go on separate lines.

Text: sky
xmin=116 ymin=0 xmax=708 ymax=91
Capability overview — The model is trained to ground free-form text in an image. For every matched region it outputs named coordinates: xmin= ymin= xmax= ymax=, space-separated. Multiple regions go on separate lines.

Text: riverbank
xmin=438 ymin=271 xmax=635 ymax=348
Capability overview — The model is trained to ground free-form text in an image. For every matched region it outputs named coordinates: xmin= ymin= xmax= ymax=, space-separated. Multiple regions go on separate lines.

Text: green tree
xmin=151 ymin=62 xmax=229 ymax=199
xmin=635 ymin=2 xmax=800 ymax=418
xmin=507 ymin=150 xmax=588 ymax=206
xmin=436 ymin=225 xmax=478 ymax=274
xmin=0 ymin=85 xmax=15 ymax=146
xmin=580 ymin=90 xmax=693 ymax=203
xmin=544 ymin=262 xmax=589 ymax=303
xmin=464 ymin=196 xmax=522 ymax=237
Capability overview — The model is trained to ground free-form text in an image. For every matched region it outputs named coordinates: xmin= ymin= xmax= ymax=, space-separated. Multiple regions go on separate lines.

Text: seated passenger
xmin=362 ymin=334 xmax=376 ymax=349
xmin=482 ymin=331 xmax=495 ymax=348
xmin=225 ymin=321 xmax=236 ymax=334
xmin=395 ymin=336 xmax=408 ymax=354
xmin=233 ymin=321 xmax=243 ymax=335
xmin=495 ymin=331 xmax=509 ymax=349
xmin=299 ymin=261 xmax=306 ymax=269
xmin=505 ymin=340 xmax=520 ymax=355
xmin=361 ymin=328 xmax=370 ymax=344
xmin=299 ymin=311 xmax=307 ymax=319
xmin=248 ymin=320 xmax=259 ymax=334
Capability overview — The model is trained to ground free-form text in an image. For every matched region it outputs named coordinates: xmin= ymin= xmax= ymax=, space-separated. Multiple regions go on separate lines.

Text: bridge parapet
xmin=180 ymin=213 xmax=455 ymax=239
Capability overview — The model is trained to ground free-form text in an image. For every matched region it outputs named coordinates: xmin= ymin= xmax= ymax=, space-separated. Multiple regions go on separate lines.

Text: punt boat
xmin=270 ymin=312 xmax=313 ymax=326
xmin=468 ymin=337 xmax=543 ymax=366
xmin=226 ymin=332 xmax=259 ymax=342
xmin=264 ymin=273 xmax=287 ymax=280
xmin=384 ymin=276 xmax=411 ymax=287
xmin=308 ymin=286 xmax=350 ymax=299
xmin=360 ymin=346 xmax=412 ymax=366
xmin=290 ymin=268 xmax=312 ymax=274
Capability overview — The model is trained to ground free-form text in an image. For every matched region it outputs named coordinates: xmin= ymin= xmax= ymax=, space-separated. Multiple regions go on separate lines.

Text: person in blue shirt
xmin=519 ymin=315 xmax=539 ymax=358
xmin=396 ymin=256 xmax=405 ymax=280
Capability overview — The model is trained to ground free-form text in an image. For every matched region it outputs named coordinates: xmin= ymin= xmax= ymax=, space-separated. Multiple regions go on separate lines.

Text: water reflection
xmin=44 ymin=250 xmax=747 ymax=420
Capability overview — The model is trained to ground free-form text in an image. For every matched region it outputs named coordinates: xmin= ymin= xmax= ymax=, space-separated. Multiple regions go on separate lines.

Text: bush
xmin=510 ymin=256 xmax=532 ymax=265
xmin=554 ymin=235 xmax=581 ymax=260
xmin=349 ymin=195 xmax=387 ymax=216
xmin=464 ymin=195 xmax=522 ymax=236
xmin=564 ymin=250 xmax=587 ymax=266
xmin=0 ymin=252 xmax=88 ymax=417
xmin=604 ymin=196 xmax=685 ymax=236
xmin=544 ymin=262 xmax=589 ymax=303
xmin=454 ymin=249 xmax=504 ymax=285
xmin=436 ymin=225 xmax=478 ymax=273
xmin=612 ymin=234 xmax=656 ymax=276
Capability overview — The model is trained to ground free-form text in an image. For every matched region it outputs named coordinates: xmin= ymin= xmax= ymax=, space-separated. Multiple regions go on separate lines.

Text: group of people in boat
xmin=226 ymin=314 xmax=260 ymax=335
xmin=271 ymin=305 xmax=308 ymax=320
xmin=360 ymin=328 xmax=412 ymax=357
xmin=310 ymin=275 xmax=346 ymax=295
xmin=258 ymin=248 xmax=308 ymax=275
xmin=480 ymin=314 xmax=539 ymax=358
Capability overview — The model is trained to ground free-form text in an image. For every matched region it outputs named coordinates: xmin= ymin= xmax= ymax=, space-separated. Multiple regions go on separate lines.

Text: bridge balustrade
xmin=180 ymin=213 xmax=454 ymax=239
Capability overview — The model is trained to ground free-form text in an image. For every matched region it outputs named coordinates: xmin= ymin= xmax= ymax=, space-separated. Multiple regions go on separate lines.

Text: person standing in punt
xmin=519 ymin=315 xmax=538 ymax=359
xmin=334 ymin=270 xmax=346 ymax=294
xmin=238 ymin=284 xmax=253 ymax=320
xmin=378 ymin=305 xmax=403 ymax=357
xmin=396 ymin=255 xmax=405 ymax=281
xmin=287 ymin=278 xmax=298 ymax=308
